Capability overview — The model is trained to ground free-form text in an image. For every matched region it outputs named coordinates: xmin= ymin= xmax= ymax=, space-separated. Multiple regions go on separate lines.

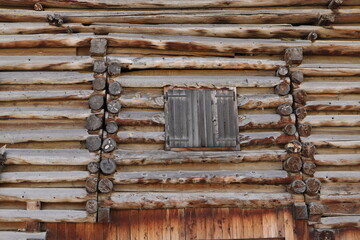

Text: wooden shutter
xmin=165 ymin=88 xmax=239 ymax=150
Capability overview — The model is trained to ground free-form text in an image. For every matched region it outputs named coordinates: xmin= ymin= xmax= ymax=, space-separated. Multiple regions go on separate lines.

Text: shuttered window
xmin=165 ymin=88 xmax=239 ymax=150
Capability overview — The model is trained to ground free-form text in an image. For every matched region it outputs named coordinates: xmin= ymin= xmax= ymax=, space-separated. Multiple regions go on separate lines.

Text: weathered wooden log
xmin=277 ymin=103 xmax=293 ymax=116
xmin=285 ymin=140 xmax=302 ymax=153
xmin=47 ymin=14 xmax=64 ymax=27
xmin=283 ymin=124 xmax=297 ymax=136
xmin=308 ymin=202 xmax=324 ymax=222
xmin=114 ymin=75 xmax=280 ymax=88
xmin=0 ymin=56 xmax=93 ymax=71
xmin=93 ymin=76 xmax=106 ymax=91
xmin=108 ymin=61 xmax=121 ymax=76
xmin=317 ymin=14 xmax=335 ymax=26
xmin=0 ymin=232 xmax=47 ymax=240
xmin=0 ymin=90 xmax=92 ymax=102
xmin=90 ymin=38 xmax=107 ymax=56
xmin=305 ymin=178 xmax=321 ymax=195
xmin=113 ymin=170 xmax=292 ymax=185
xmin=240 ymin=114 xmax=296 ymax=129
xmin=238 ymin=94 xmax=293 ymax=109
xmin=93 ymin=59 xmax=107 ymax=73
xmin=1 ymin=0 xmax=357 ymax=9
xmin=85 ymin=177 xmax=98 ymax=193
xmin=106 ymin=121 xmax=118 ymax=134
xmin=0 ymin=171 xmax=90 ymax=183
xmin=89 ymin=94 xmax=105 ymax=110
xmin=97 ymin=207 xmax=110 ymax=223
xmin=284 ymin=47 xmax=303 ymax=65
xmin=239 ymin=132 xmax=297 ymax=146
xmin=0 ymin=188 xmax=93 ymax=202
xmin=26 ymin=201 xmax=41 ymax=232
xmin=86 ymin=114 xmax=103 ymax=131
xmin=315 ymin=229 xmax=335 ymax=240
xmin=305 ymin=101 xmax=360 ymax=111
xmin=320 ymin=194 xmax=360 ymax=204
xmin=307 ymin=32 xmax=318 ymax=42
xmin=101 ymin=138 xmax=117 ymax=153
xmin=292 ymin=64 xmax=360 ymax=77
xmin=5 ymin=149 xmax=97 ymax=165
xmin=314 ymin=154 xmax=360 ymax=166
xmin=288 ymin=179 xmax=306 ymax=194
xmin=110 ymin=111 xmax=165 ymax=126
xmin=321 ymin=202 xmax=360 ymax=216
xmin=299 ymin=82 xmax=360 ymax=93
xmin=115 ymin=131 xmax=165 ymax=144
xmin=321 ymin=182 xmax=360 ymax=195
xmin=100 ymin=158 xmax=116 ymax=175
xmin=294 ymin=202 xmax=308 ymax=220
xmin=302 ymin=162 xmax=316 ymax=176
xmin=33 ymin=2 xmax=43 ymax=11
xmin=98 ymin=178 xmax=114 ymax=193
xmin=317 ymin=216 xmax=360 ymax=228
xmin=295 ymin=107 xmax=307 ymax=120
xmin=298 ymin=123 xmax=312 ymax=137
xmin=315 ymin=171 xmax=360 ymax=183
xmin=301 ymin=134 xmax=360 ymax=148
xmin=0 ymin=210 xmax=94 ymax=223
xmin=103 ymin=192 xmax=294 ymax=209
xmin=0 ymin=107 xmax=91 ymax=120
xmin=87 ymin=161 xmax=99 ymax=174
xmin=293 ymin=89 xmax=307 ymax=105
xmin=85 ymin=200 xmax=98 ymax=214
xmin=107 ymin=100 xmax=121 ymax=114
xmin=86 ymin=136 xmax=102 ymax=152
xmin=0 ymin=72 xmax=93 ymax=85
xmin=119 ymin=92 xmax=164 ymax=109
xmin=290 ymin=71 xmax=304 ymax=84
xmin=328 ymin=0 xmax=343 ymax=9
xmin=283 ymin=156 xmax=302 ymax=173
xmin=0 ymin=129 xmax=88 ymax=144
xmin=108 ymin=82 xmax=122 ymax=96
xmin=274 ymin=82 xmax=291 ymax=96
xmin=112 ymin=149 xmax=291 ymax=165
xmin=299 ymin=115 xmax=360 ymax=127
xmin=276 ymin=66 xmax=289 ymax=77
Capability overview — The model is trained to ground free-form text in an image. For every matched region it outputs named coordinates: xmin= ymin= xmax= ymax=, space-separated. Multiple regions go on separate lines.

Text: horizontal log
xmin=0 ymin=90 xmax=93 ymax=102
xmin=322 ymin=202 xmax=360 ymax=217
xmin=292 ymin=64 xmax=360 ymax=76
xmin=315 ymin=171 xmax=360 ymax=183
xmin=314 ymin=154 xmax=360 ymax=166
xmin=3 ymin=23 xmax=360 ymax=40
xmin=0 ymin=231 xmax=46 ymax=240
xmin=316 ymin=216 xmax=360 ymax=228
xmin=0 ymin=171 xmax=90 ymax=183
xmin=0 ymin=210 xmax=93 ymax=223
xmin=111 ymin=149 xmax=290 ymax=165
xmin=112 ymin=170 xmax=292 ymax=185
xmin=305 ymin=101 xmax=360 ymax=111
xmin=321 ymin=183 xmax=360 ymax=195
xmin=0 ymin=129 xmax=89 ymax=144
xmin=0 ymin=72 xmax=93 ymax=85
xmin=301 ymin=134 xmax=360 ymax=148
xmin=0 ymin=188 xmax=93 ymax=202
xmin=1 ymin=0 xmax=358 ymax=9
xmin=103 ymin=192 xmax=294 ymax=209
xmin=299 ymin=82 xmax=360 ymax=94
xmin=320 ymin=194 xmax=360 ymax=203
xmin=114 ymin=76 xmax=280 ymax=88
xmin=119 ymin=92 xmax=164 ymax=109
xmin=114 ymin=131 xmax=296 ymax=146
xmin=0 ymin=56 xmax=93 ymax=71
xmin=5 ymin=149 xmax=98 ymax=165
xmin=0 ymin=107 xmax=91 ymax=119
xmin=112 ymin=111 xmax=164 ymax=126
xmin=238 ymin=94 xmax=293 ymax=109
xmin=299 ymin=115 xmax=360 ymax=127
xmin=2 ymin=9 xmax=359 ymax=25
xmin=239 ymin=114 xmax=295 ymax=129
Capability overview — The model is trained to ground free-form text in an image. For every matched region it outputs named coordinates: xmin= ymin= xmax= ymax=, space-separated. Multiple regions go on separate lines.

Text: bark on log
xmin=301 ymin=134 xmax=360 ymax=148
xmin=315 ymin=171 xmax=360 ymax=183
xmin=5 ymin=149 xmax=97 ymax=165
xmin=112 ymin=170 xmax=292 ymax=185
xmin=111 ymin=149 xmax=291 ymax=165
xmin=238 ymin=94 xmax=293 ymax=109
xmin=0 ymin=188 xmax=93 ymax=202
xmin=305 ymin=177 xmax=321 ymax=195
xmin=0 ymin=171 xmax=90 ymax=183
xmin=114 ymin=75 xmax=280 ymax=88
xmin=103 ymin=192 xmax=294 ymax=209
xmin=283 ymin=156 xmax=302 ymax=173
xmin=299 ymin=82 xmax=360 ymax=94
xmin=0 ymin=210 xmax=94 ymax=223
xmin=0 ymin=107 xmax=91 ymax=120
xmin=314 ymin=154 xmax=360 ymax=166
xmin=0 ymin=129 xmax=89 ymax=144
xmin=305 ymin=101 xmax=360 ymax=111
xmin=0 ymin=90 xmax=92 ymax=102
xmin=0 ymin=72 xmax=93 ymax=85
xmin=0 ymin=56 xmax=93 ymax=71
xmin=299 ymin=115 xmax=360 ymax=127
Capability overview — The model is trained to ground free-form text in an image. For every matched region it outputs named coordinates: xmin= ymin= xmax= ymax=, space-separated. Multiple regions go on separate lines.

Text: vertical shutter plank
xmin=205 ymin=89 xmax=215 ymax=147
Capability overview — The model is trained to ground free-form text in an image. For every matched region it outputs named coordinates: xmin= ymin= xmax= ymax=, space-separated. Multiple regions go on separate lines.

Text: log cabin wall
xmin=0 ymin=1 xmax=360 ymax=239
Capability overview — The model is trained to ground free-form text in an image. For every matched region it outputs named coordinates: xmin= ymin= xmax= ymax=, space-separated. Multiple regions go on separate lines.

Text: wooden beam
xmin=299 ymin=81 xmax=360 ymax=94
xmin=0 ymin=72 xmax=93 ymax=85
xmin=0 ymin=129 xmax=89 ymax=144
xmin=238 ymin=94 xmax=293 ymax=109
xmin=314 ymin=154 xmax=360 ymax=166
xmin=0 ymin=210 xmax=94 ymax=223
xmin=305 ymin=101 xmax=360 ymax=111
xmin=301 ymin=134 xmax=360 ymax=148
xmin=111 ymin=149 xmax=291 ymax=166
xmin=315 ymin=171 xmax=360 ymax=183
xmin=103 ymin=192 xmax=294 ymax=209
xmin=112 ymin=170 xmax=292 ymax=185
xmin=0 ymin=188 xmax=94 ymax=202
xmin=316 ymin=216 xmax=360 ymax=228
xmin=0 ymin=171 xmax=90 ymax=183
xmin=0 ymin=107 xmax=91 ymax=120
xmin=119 ymin=92 xmax=164 ymax=109
xmin=292 ymin=64 xmax=360 ymax=76
xmin=0 ymin=231 xmax=47 ymax=240
xmin=299 ymin=115 xmax=360 ymax=127
xmin=239 ymin=114 xmax=295 ymax=129
xmin=0 ymin=90 xmax=93 ymax=102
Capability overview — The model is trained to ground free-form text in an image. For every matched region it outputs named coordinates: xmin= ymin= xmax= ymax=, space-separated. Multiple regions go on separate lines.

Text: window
xmin=165 ymin=88 xmax=239 ymax=150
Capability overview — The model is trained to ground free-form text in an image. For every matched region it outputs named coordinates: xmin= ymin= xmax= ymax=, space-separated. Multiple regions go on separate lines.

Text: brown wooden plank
xmin=75 ymin=223 xmax=86 ymax=240
xmin=229 ymin=208 xmax=239 ymax=239
xmin=212 ymin=208 xmax=223 ymax=239
xmin=242 ymin=209 xmax=254 ymax=238
xmin=294 ymin=219 xmax=308 ymax=240
xmin=154 ymin=209 xmax=164 ymax=240
xmin=57 ymin=222 xmax=66 ymax=240
xmin=117 ymin=210 xmax=131 ymax=240
xmin=85 ymin=223 xmax=95 ymax=240
xmin=129 ymin=210 xmax=140 ymax=240
xmin=283 ymin=207 xmax=296 ymax=240
xmin=185 ymin=208 xmax=197 ymax=240
xmin=252 ymin=208 xmax=264 ymax=239
xmin=276 ymin=208 xmax=285 ymax=238
xmin=204 ymin=208 xmax=214 ymax=240
xmin=262 ymin=208 xmax=279 ymax=238
xmin=148 ymin=210 xmax=157 ymax=240
xmin=221 ymin=208 xmax=232 ymax=239
xmin=46 ymin=223 xmax=58 ymax=240
xmin=67 ymin=223 xmax=77 ymax=240
xmin=94 ymin=223 xmax=104 ymax=240
xmin=195 ymin=208 xmax=207 ymax=240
